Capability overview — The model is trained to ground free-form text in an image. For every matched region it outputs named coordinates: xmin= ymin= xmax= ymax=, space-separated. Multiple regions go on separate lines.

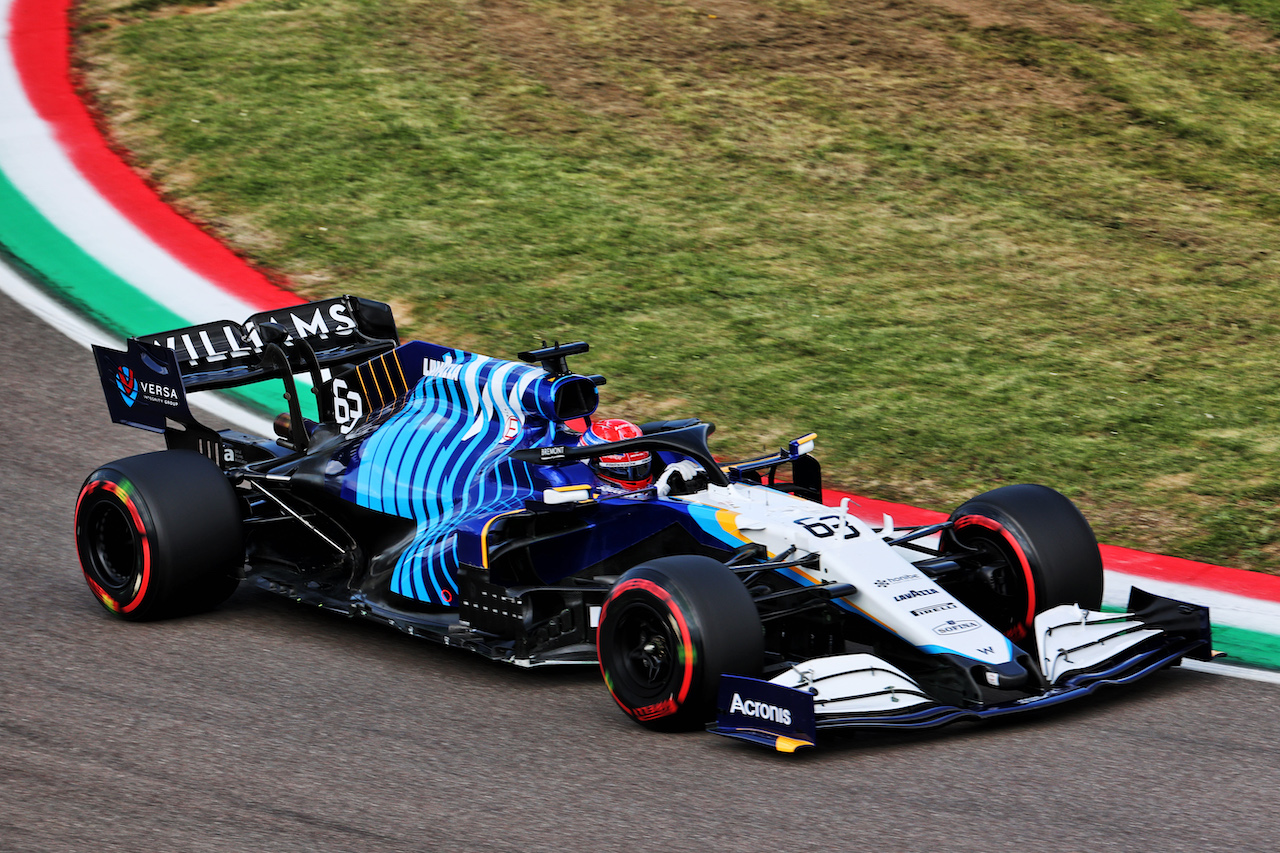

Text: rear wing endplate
xmin=93 ymin=338 xmax=196 ymax=433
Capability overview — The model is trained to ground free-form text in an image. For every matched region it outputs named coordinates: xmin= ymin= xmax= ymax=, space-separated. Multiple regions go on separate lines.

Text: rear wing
xmin=92 ymin=295 xmax=398 ymax=433
xmin=138 ymin=295 xmax=398 ymax=392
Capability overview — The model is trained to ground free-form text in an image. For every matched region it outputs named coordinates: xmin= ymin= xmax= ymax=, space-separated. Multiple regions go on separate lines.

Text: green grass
xmin=75 ymin=0 xmax=1280 ymax=572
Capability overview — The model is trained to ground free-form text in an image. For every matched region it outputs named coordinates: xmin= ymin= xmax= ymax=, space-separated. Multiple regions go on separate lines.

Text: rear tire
xmin=74 ymin=450 xmax=243 ymax=621
xmin=597 ymin=556 xmax=763 ymax=732
xmin=941 ymin=484 xmax=1102 ymax=642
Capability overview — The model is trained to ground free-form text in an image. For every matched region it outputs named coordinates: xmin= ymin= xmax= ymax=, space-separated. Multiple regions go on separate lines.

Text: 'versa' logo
xmin=115 ymin=366 xmax=138 ymax=407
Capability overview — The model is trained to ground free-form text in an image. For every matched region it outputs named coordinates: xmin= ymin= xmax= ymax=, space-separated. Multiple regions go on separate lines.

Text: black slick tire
xmin=74 ymin=450 xmax=243 ymax=621
xmin=942 ymin=483 xmax=1103 ymax=642
xmin=597 ymin=555 xmax=763 ymax=732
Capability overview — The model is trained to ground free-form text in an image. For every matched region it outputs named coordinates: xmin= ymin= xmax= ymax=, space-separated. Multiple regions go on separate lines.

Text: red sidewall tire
xmin=950 ymin=513 xmax=1039 ymax=640
xmin=598 ymin=556 xmax=763 ymax=732
xmin=945 ymin=484 xmax=1103 ymax=641
xmin=75 ymin=475 xmax=155 ymax=617
xmin=75 ymin=450 xmax=243 ymax=621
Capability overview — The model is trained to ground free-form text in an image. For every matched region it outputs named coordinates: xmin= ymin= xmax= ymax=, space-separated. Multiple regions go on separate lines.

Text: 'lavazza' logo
xmin=729 ymin=693 xmax=792 ymax=726
xmin=893 ymin=588 xmax=939 ymax=602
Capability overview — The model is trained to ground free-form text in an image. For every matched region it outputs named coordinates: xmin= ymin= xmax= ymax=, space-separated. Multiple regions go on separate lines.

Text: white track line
xmin=0 ymin=259 xmax=276 ymax=436
xmin=1105 ymin=571 xmax=1280 ymax=636
xmin=1181 ymin=658 xmax=1280 ymax=686
xmin=0 ymin=2 xmax=265 ymax=324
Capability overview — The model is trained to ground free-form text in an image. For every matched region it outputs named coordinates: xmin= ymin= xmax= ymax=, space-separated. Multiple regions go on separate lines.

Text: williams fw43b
xmin=76 ymin=296 xmax=1213 ymax=752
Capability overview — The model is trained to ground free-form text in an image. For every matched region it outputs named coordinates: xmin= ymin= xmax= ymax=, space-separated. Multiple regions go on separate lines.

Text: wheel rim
xmin=607 ymin=600 xmax=679 ymax=698
xmin=953 ymin=525 xmax=1033 ymax=640
xmin=82 ymin=499 xmax=143 ymax=599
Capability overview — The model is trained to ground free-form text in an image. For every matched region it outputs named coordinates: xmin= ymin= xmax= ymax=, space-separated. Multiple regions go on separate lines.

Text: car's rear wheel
xmin=597 ymin=556 xmax=763 ymax=731
xmin=941 ymin=484 xmax=1103 ymax=643
xmin=75 ymin=450 xmax=243 ymax=621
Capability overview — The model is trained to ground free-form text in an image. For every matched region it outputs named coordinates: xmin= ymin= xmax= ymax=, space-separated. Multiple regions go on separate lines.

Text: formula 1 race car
xmin=76 ymin=296 xmax=1213 ymax=751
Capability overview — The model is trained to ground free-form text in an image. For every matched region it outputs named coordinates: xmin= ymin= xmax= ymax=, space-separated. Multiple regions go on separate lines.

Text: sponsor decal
xmin=422 ymin=357 xmax=465 ymax=381
xmin=874 ymin=573 xmax=918 ymax=588
xmin=115 ymin=366 xmax=138 ymax=407
xmin=195 ymin=437 xmax=235 ymax=465
xmin=541 ymin=446 xmax=567 ymax=459
xmin=892 ymin=588 xmax=939 ymax=602
xmin=154 ymin=301 xmax=359 ymax=365
xmin=134 ymin=379 xmax=182 ymax=408
xmin=95 ymin=341 xmax=195 ymax=432
xmin=933 ymin=619 xmax=981 ymax=636
xmin=154 ymin=324 xmax=253 ymax=366
xmin=729 ymin=693 xmax=793 ymax=727
xmin=244 ymin=302 xmax=357 ymax=348
xmin=910 ymin=602 xmax=958 ymax=617
xmin=632 ymin=698 xmax=679 ymax=721
xmin=282 ymin=302 xmax=357 ymax=340
xmin=139 ymin=381 xmax=179 ymax=401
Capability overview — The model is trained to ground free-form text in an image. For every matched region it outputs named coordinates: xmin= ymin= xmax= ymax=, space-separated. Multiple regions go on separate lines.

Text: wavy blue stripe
xmin=350 ymin=347 xmax=565 ymax=605
xmin=415 ymin=373 xmax=517 ymax=595
xmin=416 ymin=355 xmax=486 ymax=523
xmin=356 ymin=409 xmax=397 ymax=512
xmin=356 ymin=382 xmax=421 ymax=513
xmin=353 ymin=379 xmax=400 ymax=507
xmin=389 ymin=385 xmax=435 ymax=520
xmin=393 ymin=386 xmax=470 ymax=596
xmin=429 ymin=359 xmax=515 ymax=507
xmin=396 ymin=374 xmax=457 ymax=520
xmin=380 ymin=394 xmax=426 ymax=515
xmin=392 ymin=357 xmax=505 ymax=598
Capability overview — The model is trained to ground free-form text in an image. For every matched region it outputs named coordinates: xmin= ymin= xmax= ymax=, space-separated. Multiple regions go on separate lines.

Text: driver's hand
xmin=656 ymin=459 xmax=706 ymax=497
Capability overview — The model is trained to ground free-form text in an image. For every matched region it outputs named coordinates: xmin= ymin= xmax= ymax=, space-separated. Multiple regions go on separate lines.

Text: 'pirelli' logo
xmin=910 ymin=602 xmax=958 ymax=617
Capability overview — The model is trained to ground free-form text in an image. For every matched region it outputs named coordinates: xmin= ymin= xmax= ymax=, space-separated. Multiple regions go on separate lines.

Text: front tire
xmin=74 ymin=450 xmax=243 ymax=621
xmin=597 ymin=556 xmax=763 ymax=732
xmin=941 ymin=484 xmax=1103 ymax=642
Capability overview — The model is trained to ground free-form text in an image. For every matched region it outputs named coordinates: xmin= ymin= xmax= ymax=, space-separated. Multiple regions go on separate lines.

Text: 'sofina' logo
xmin=115 ymin=365 xmax=138 ymax=407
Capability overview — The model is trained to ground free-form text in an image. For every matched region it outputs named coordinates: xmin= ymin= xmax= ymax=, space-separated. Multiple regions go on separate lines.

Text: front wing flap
xmin=709 ymin=589 xmax=1211 ymax=751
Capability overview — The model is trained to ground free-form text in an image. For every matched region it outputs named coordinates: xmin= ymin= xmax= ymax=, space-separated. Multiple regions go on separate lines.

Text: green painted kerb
xmin=1102 ymin=604 xmax=1280 ymax=672
xmin=1211 ymin=624 xmax=1280 ymax=673
xmin=0 ymin=169 xmax=181 ymax=339
xmin=0 ymin=167 xmax=309 ymax=420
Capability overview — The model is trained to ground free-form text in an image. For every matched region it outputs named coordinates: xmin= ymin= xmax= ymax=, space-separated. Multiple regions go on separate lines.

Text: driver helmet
xmin=579 ymin=418 xmax=652 ymax=491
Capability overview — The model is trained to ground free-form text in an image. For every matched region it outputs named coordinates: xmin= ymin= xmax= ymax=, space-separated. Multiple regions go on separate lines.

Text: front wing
xmin=709 ymin=588 xmax=1212 ymax=752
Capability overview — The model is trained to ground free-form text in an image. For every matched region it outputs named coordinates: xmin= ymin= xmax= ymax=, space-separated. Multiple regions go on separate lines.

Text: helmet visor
xmin=593 ymin=451 xmax=652 ymax=489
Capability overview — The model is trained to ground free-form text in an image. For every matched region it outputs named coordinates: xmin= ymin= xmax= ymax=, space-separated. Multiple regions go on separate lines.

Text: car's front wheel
xmin=75 ymin=450 xmax=243 ymax=621
xmin=597 ymin=555 xmax=763 ymax=731
xmin=941 ymin=483 xmax=1103 ymax=643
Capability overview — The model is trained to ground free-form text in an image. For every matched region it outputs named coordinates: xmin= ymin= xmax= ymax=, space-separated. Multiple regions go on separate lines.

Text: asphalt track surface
xmin=3 ymin=289 xmax=1279 ymax=853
